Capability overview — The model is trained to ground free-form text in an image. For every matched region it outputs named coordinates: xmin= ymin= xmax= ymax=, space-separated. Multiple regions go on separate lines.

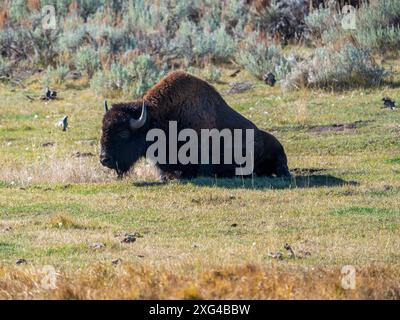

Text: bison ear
xmin=104 ymin=100 xmax=109 ymax=113
xmin=129 ymin=102 xmax=147 ymax=131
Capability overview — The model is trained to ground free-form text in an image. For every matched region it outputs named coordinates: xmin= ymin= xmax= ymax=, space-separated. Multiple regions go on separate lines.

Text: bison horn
xmin=104 ymin=100 xmax=109 ymax=113
xmin=129 ymin=102 xmax=147 ymax=130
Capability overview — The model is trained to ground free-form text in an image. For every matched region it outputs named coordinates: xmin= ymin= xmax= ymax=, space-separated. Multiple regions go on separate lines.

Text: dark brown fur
xmin=100 ymin=71 xmax=289 ymax=178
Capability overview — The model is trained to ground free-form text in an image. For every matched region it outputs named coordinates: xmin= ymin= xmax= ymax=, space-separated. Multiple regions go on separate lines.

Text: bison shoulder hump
xmin=144 ymin=71 xmax=221 ymax=112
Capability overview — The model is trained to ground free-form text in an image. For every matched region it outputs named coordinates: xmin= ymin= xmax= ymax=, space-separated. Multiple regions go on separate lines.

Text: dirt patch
xmin=225 ymin=81 xmax=253 ymax=94
xmin=308 ymin=120 xmax=371 ymax=134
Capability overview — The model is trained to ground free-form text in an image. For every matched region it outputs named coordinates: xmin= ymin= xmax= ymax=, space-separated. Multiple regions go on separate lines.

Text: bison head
xmin=100 ymin=101 xmax=150 ymax=176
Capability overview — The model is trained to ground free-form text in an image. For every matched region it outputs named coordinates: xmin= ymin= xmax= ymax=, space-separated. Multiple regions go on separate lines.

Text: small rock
xmin=284 ymin=243 xmax=296 ymax=258
xmin=16 ymin=258 xmax=27 ymax=265
xmin=42 ymin=142 xmax=54 ymax=147
xmin=267 ymin=252 xmax=283 ymax=260
xmin=121 ymin=234 xmax=136 ymax=243
xmin=65 ymin=71 xmax=82 ymax=80
xmin=226 ymin=81 xmax=253 ymax=94
xmin=112 ymin=258 xmax=122 ymax=266
xmin=90 ymin=242 xmax=106 ymax=250
xmin=230 ymin=223 xmax=238 ymax=227
xmin=298 ymin=250 xmax=311 ymax=258
xmin=115 ymin=231 xmax=143 ymax=239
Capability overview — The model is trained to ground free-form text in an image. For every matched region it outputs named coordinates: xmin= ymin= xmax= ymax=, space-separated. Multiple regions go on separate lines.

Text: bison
xmin=100 ymin=71 xmax=290 ymax=178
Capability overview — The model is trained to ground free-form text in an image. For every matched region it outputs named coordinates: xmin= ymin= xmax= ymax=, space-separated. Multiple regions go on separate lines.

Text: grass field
xmin=0 ymin=66 xmax=399 ymax=299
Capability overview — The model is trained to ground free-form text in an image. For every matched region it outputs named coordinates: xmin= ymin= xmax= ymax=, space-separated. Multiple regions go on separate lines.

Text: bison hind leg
xmin=254 ymin=160 xmax=275 ymax=177
xmin=255 ymin=158 xmax=290 ymax=177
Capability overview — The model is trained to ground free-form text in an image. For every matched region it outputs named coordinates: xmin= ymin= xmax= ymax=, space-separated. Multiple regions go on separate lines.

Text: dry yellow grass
xmin=0 ymin=153 xmax=160 ymax=186
xmin=1 ymin=263 xmax=399 ymax=299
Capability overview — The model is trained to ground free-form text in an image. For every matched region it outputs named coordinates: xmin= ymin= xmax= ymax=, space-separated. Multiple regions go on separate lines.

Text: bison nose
xmin=100 ymin=153 xmax=114 ymax=168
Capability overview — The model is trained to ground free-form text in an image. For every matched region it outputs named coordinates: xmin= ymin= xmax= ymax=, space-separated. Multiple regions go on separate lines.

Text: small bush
xmin=126 ymin=54 xmax=166 ymax=98
xmin=109 ymin=60 xmax=129 ymax=91
xmin=235 ymin=32 xmax=290 ymax=80
xmin=122 ymin=0 xmax=161 ymax=33
xmin=254 ymin=0 xmax=309 ymax=44
xmin=74 ymin=46 xmax=101 ymax=78
xmin=169 ymin=19 xmax=198 ymax=65
xmin=196 ymin=24 xmax=236 ymax=63
xmin=305 ymin=2 xmax=338 ymax=43
xmin=203 ymin=66 xmax=222 ymax=83
xmin=49 ymin=214 xmax=81 ymax=229
xmin=355 ymin=0 xmax=400 ymax=53
xmin=305 ymin=0 xmax=400 ymax=53
xmin=0 ymin=57 xmax=11 ymax=79
xmin=357 ymin=25 xmax=400 ymax=54
xmin=58 ymin=25 xmax=86 ymax=53
xmin=9 ymin=0 xmax=27 ymax=21
xmin=90 ymin=54 xmax=165 ymax=98
xmin=90 ymin=69 xmax=110 ymax=96
xmin=169 ymin=20 xmax=236 ymax=66
xmin=282 ymin=43 xmax=386 ymax=91
xmin=45 ymin=64 xmax=70 ymax=85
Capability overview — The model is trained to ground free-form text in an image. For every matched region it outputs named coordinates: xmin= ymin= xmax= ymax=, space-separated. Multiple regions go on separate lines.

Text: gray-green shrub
xmin=355 ymin=0 xmax=400 ymax=52
xmin=126 ymin=54 xmax=166 ymax=98
xmin=74 ymin=47 xmax=101 ymax=78
xmin=305 ymin=0 xmax=400 ymax=53
xmin=0 ymin=57 xmax=11 ymax=79
xmin=45 ymin=64 xmax=70 ymax=85
xmin=282 ymin=44 xmax=386 ymax=90
xmin=90 ymin=54 xmax=165 ymax=98
xmin=203 ymin=66 xmax=222 ymax=83
xmin=235 ymin=32 xmax=290 ymax=80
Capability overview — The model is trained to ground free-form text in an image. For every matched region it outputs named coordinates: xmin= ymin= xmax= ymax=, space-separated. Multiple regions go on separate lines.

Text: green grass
xmin=0 ymin=66 xmax=400 ymax=298
xmin=331 ymin=206 xmax=400 ymax=216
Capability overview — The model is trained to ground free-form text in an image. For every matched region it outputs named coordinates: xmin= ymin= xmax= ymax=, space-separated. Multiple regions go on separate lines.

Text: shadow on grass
xmin=132 ymin=168 xmax=358 ymax=190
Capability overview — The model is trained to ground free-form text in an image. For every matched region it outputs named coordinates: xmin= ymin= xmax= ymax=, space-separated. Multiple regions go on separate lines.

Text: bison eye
xmin=118 ymin=129 xmax=131 ymax=139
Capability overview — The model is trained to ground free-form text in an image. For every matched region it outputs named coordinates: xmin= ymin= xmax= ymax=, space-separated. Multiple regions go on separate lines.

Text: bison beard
xmin=100 ymin=71 xmax=290 ymax=178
